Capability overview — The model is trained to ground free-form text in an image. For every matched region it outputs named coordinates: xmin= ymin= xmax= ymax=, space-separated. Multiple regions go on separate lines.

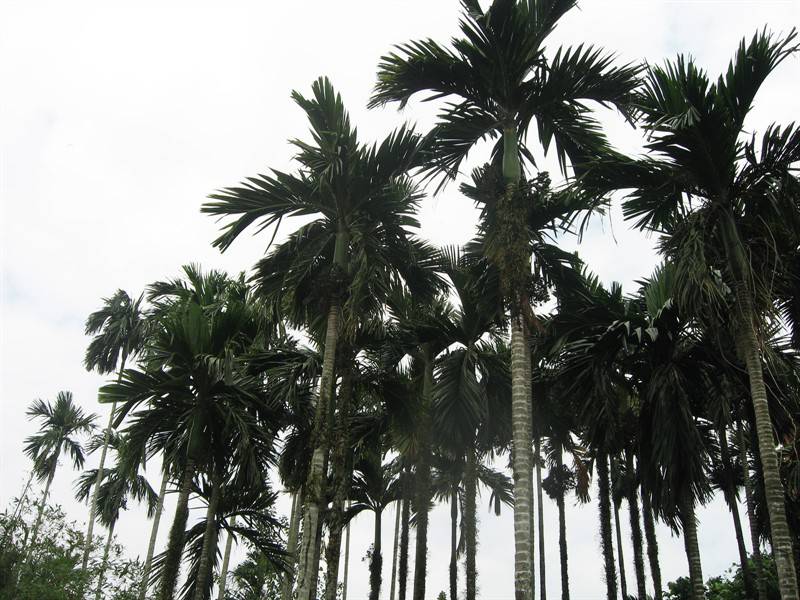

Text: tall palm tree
xmin=22 ymin=392 xmax=96 ymax=562
xmin=82 ymin=289 xmax=148 ymax=571
xmin=580 ymin=29 xmax=800 ymax=598
xmin=75 ymin=431 xmax=158 ymax=600
xmin=370 ymin=7 xmax=639 ymax=593
xmin=202 ymin=76 xmax=436 ymax=600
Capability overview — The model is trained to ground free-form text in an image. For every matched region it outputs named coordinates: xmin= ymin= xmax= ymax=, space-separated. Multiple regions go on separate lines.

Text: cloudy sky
xmin=1 ymin=1 xmax=798 ymax=599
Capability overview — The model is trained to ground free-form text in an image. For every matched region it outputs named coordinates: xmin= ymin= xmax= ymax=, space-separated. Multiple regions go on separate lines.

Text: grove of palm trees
xmin=2 ymin=2 xmax=799 ymax=600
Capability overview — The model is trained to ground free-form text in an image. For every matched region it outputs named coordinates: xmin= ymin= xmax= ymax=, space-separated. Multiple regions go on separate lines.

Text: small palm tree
xmin=75 ymin=431 xmax=158 ymax=600
xmin=22 ymin=392 xmax=96 ymax=562
xmin=82 ymin=289 xmax=148 ymax=571
xmin=101 ymin=267 xmax=278 ymax=600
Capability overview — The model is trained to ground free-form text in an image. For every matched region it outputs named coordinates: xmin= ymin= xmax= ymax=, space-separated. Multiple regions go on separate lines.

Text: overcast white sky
xmin=1 ymin=1 xmax=799 ymax=599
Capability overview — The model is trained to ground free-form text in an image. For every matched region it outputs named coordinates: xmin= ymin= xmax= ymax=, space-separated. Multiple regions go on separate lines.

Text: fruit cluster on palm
xmin=6 ymin=3 xmax=800 ymax=600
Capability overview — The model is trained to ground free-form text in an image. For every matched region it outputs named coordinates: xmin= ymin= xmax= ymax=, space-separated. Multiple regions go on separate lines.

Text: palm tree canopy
xmin=75 ymin=432 xmax=158 ymax=527
xmin=370 ymin=0 xmax=641 ymax=179
xmin=202 ymin=77 xmax=444 ymax=336
xmin=24 ymin=391 xmax=96 ymax=479
xmin=84 ymin=289 xmax=148 ymax=374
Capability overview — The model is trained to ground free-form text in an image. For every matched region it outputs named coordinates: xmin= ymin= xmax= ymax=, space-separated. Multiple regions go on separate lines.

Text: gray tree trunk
xmin=343 ymin=500 xmax=352 ymax=600
xmin=82 ymin=396 xmax=119 ymax=572
xmin=510 ymin=317 xmax=534 ymax=600
xmin=739 ymin=421 xmax=768 ymax=600
xmin=217 ymin=516 xmax=236 ymax=600
xmin=390 ymin=501 xmax=401 ymax=600
xmin=398 ymin=497 xmax=410 ymax=600
xmin=324 ymin=362 xmax=354 ymax=600
xmin=722 ymin=215 xmax=799 ymax=599
xmin=412 ymin=347 xmax=434 ymax=600
xmin=614 ymin=498 xmax=627 ymax=599
xmin=680 ymin=500 xmax=704 ymax=600
xmin=369 ymin=509 xmax=383 ymax=600
xmin=465 ymin=449 xmax=478 ymax=600
xmin=296 ymin=300 xmax=341 ymax=600
xmin=158 ymin=460 xmax=195 ymax=600
xmin=94 ymin=520 xmax=116 ymax=600
xmin=641 ymin=491 xmax=662 ymax=600
xmin=282 ymin=491 xmax=302 ymax=600
xmin=193 ymin=475 xmax=223 ymax=600
xmin=535 ymin=439 xmax=546 ymax=600
xmin=625 ymin=453 xmax=647 ymax=600
xmin=597 ymin=455 xmax=617 ymax=600
xmin=139 ymin=469 xmax=169 ymax=600
xmin=450 ymin=489 xmax=458 ymax=600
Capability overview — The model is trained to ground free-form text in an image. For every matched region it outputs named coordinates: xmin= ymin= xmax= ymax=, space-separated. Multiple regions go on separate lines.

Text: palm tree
xmin=101 ymin=267 xmax=278 ymax=600
xmin=370 ymin=7 xmax=639 ymax=593
xmin=22 ymin=392 xmax=96 ymax=562
xmin=346 ymin=448 xmax=402 ymax=600
xmin=82 ymin=289 xmax=148 ymax=571
xmin=75 ymin=431 xmax=158 ymax=600
xmin=385 ymin=288 xmax=455 ymax=600
xmin=430 ymin=451 xmax=514 ymax=600
xmin=139 ymin=467 xmax=170 ymax=600
xmin=579 ymin=29 xmax=800 ymax=598
xmin=203 ymin=76 xmax=436 ymax=600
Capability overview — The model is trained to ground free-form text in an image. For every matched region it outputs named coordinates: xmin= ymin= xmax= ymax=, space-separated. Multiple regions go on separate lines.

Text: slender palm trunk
xmin=399 ymin=497 xmax=410 ymax=600
xmin=556 ymin=486 xmax=569 ymax=600
xmin=535 ymin=438 xmax=546 ymax=600
xmin=625 ymin=454 xmax=646 ymax=600
xmin=343 ymin=500 xmax=352 ymax=600
xmin=511 ymin=317 xmax=535 ymax=600
xmin=282 ymin=491 xmax=302 ymax=600
xmin=641 ymin=491 xmax=662 ymax=600
xmin=502 ymin=124 xmax=534 ymax=600
xmin=450 ymin=487 xmax=459 ymax=600
xmin=324 ymin=362 xmax=354 ymax=600
xmin=739 ymin=421 xmax=768 ymax=600
xmin=390 ymin=502 xmax=401 ymax=600
xmin=597 ymin=454 xmax=617 ymax=600
xmin=94 ymin=520 xmax=116 ymax=600
xmin=193 ymin=473 xmax=223 ymax=600
xmin=737 ymin=287 xmax=799 ymax=599
xmin=296 ymin=293 xmax=342 ymax=600
xmin=139 ymin=469 xmax=169 ymax=600
xmin=83 ymin=360 xmax=124 ymax=573
xmin=465 ymin=449 xmax=477 ymax=600
xmin=158 ymin=459 xmax=195 ymax=600
xmin=614 ymin=500 xmax=627 ymax=599
xmin=217 ymin=517 xmax=236 ymax=600
xmin=412 ymin=347 xmax=434 ymax=600
xmin=679 ymin=500 xmax=704 ymax=600
xmin=717 ymin=427 xmax=754 ymax=598
xmin=370 ymin=509 xmax=383 ymax=600
xmin=723 ymin=216 xmax=799 ymax=599
xmin=25 ymin=464 xmax=56 ymax=561
xmin=554 ymin=451 xmax=569 ymax=600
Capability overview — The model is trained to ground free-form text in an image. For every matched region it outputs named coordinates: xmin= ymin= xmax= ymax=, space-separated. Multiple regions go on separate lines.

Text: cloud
xmin=2 ymin=1 xmax=798 ymax=598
